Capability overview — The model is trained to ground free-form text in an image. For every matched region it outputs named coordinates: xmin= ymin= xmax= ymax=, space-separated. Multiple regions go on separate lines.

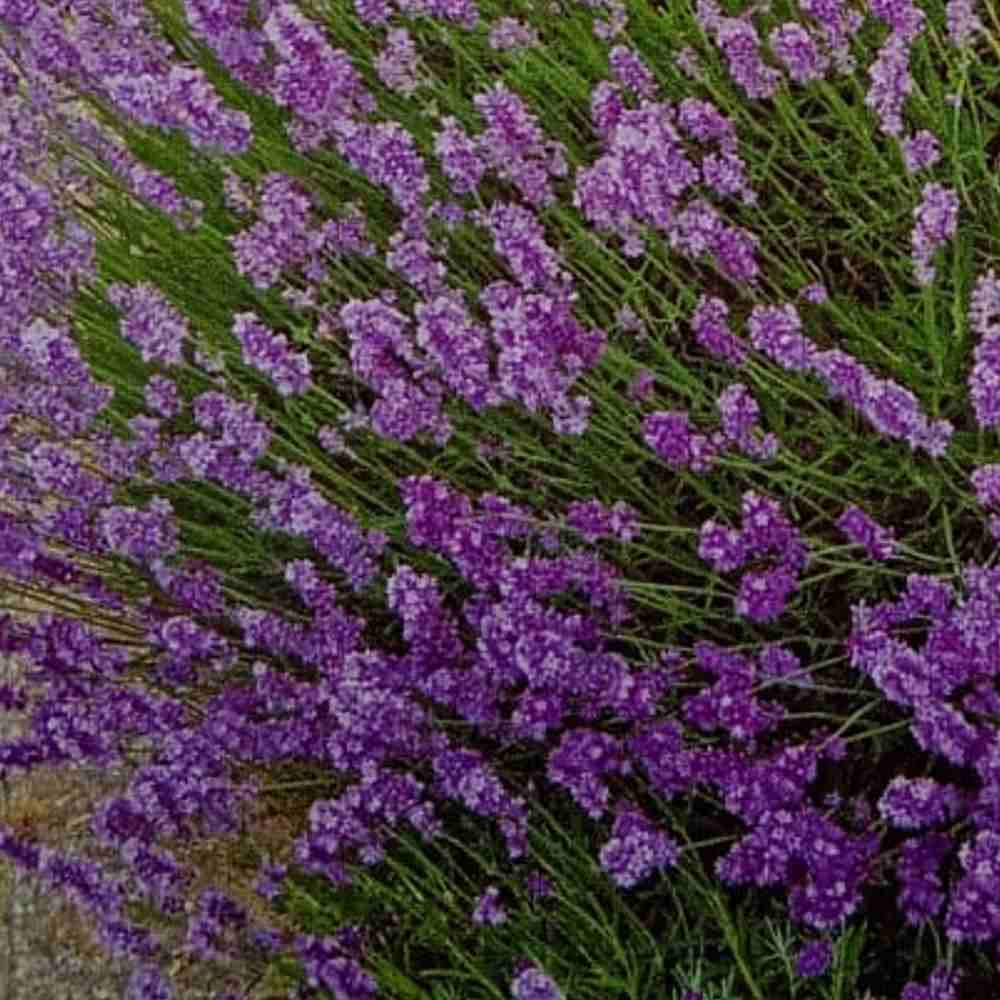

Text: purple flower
xmin=598 ymin=803 xmax=680 ymax=888
xmin=769 ymin=22 xmax=829 ymax=84
xmin=968 ymin=270 xmax=1000 ymax=428
xmin=106 ymin=281 xmax=190 ymax=367
xmin=795 ymin=939 xmax=832 ymax=977
xmin=233 ymin=312 xmax=313 ymax=396
xmin=628 ymin=368 xmax=656 ymax=402
xmin=524 ymin=870 xmax=554 ymax=901
xmin=565 ymin=499 xmax=639 ymax=543
xmin=690 ymin=294 xmax=747 ymax=365
xmin=902 ymin=129 xmax=941 ymax=174
xmin=945 ymin=831 xmax=1000 ymax=943
xmin=643 ymin=410 xmax=720 ymax=472
xmin=896 ymin=833 xmax=951 ymax=925
xmin=865 ymin=33 xmax=914 ymax=138
xmin=747 ymin=303 xmax=816 ymax=371
xmin=836 ymin=505 xmax=897 ymax=561
xmin=488 ymin=16 xmax=540 ymax=52
xmin=376 ymin=27 xmax=423 ymax=95
xmin=511 ymin=964 xmax=564 ymax=1000
xmin=971 ymin=464 xmax=1000 ymax=509
xmin=878 ymin=777 xmax=967 ymax=830
xmin=472 ymin=885 xmax=507 ymax=926
xmin=901 ymin=963 xmax=961 ymax=1000
xmin=126 ymin=964 xmax=174 ymax=1000
xmin=697 ymin=1 xmax=782 ymax=100
xmin=945 ymin=0 xmax=982 ymax=47
xmin=144 ymin=375 xmax=181 ymax=419
xmin=435 ymin=115 xmax=486 ymax=196
xmin=609 ymin=44 xmax=658 ymax=100
xmin=911 ymin=183 xmax=959 ymax=286
xmin=736 ymin=564 xmax=800 ymax=623
xmin=799 ymin=281 xmax=828 ymax=304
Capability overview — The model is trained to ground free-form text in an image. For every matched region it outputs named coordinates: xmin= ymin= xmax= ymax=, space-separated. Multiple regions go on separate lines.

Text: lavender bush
xmin=1 ymin=0 xmax=999 ymax=998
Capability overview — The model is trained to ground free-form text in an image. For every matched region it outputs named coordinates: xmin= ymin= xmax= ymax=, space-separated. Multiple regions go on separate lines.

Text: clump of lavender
xmin=911 ymin=183 xmax=959 ymax=286
xmin=511 ymin=963 xmax=565 ymax=1000
xmin=968 ymin=269 xmax=1000 ymax=429
xmin=837 ymin=505 xmax=897 ymax=562
xmin=488 ymin=16 xmax=540 ymax=52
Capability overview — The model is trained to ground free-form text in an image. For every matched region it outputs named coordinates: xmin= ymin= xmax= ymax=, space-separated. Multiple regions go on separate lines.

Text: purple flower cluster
xmin=799 ymin=0 xmax=863 ymax=74
xmin=103 ymin=63 xmax=252 ymax=155
xmin=695 ymin=0 xmax=782 ymax=100
xmin=846 ymin=562 xmax=1000 ymax=939
xmin=488 ymin=16 xmax=540 ymax=52
xmin=640 ymin=383 xmax=778 ymax=472
xmin=836 ymin=505 xmax=897 ymax=561
xmin=769 ymin=22 xmax=829 ymax=85
xmin=598 ymin=802 xmax=680 ymax=888
xmin=335 ymin=118 xmax=430 ymax=218
xmin=945 ymin=0 xmax=983 ymax=47
xmin=716 ymin=383 xmax=779 ymax=460
xmin=878 ymin=777 xmax=967 ymax=830
xmin=106 ymin=282 xmax=190 ymax=367
xmin=232 ymin=311 xmax=312 ymax=397
xmin=376 ymin=27 xmax=424 ymax=95
xmin=468 ymin=83 xmax=569 ymax=208
xmin=262 ymin=3 xmax=375 ymax=152
xmin=294 ymin=932 xmax=377 ymax=999
xmin=642 ymin=410 xmax=722 ymax=472
xmin=967 ymin=269 xmax=1000 ymax=429
xmin=574 ymin=96 xmax=758 ymax=277
xmin=865 ymin=0 xmax=927 ymax=138
xmin=565 ymin=499 xmax=639 ymax=543
xmin=911 ymin=183 xmax=959 ymax=286
xmin=230 ymin=172 xmax=375 ymax=290
xmin=354 ymin=0 xmax=479 ymax=28
xmin=901 ymin=130 xmax=941 ymax=174
xmin=97 ymin=498 xmax=179 ymax=563
xmin=717 ymin=801 xmax=879 ymax=929
xmin=896 ymin=832 xmax=951 ymax=925
xmin=608 ymin=44 xmax=658 ymax=101
xmin=511 ymin=964 xmax=564 ymax=1000
xmin=698 ymin=491 xmax=810 ymax=623
xmin=681 ymin=642 xmax=786 ymax=741
xmin=749 ymin=302 xmax=952 ymax=455
xmin=795 ymin=938 xmax=833 ymax=977
xmin=690 ymin=294 xmax=748 ymax=365
xmin=901 ymin=964 xmax=961 ymax=1000
xmin=471 ymin=885 xmax=507 ymax=926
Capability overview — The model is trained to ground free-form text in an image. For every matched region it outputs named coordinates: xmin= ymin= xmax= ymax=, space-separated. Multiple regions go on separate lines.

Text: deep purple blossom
xmin=795 ymin=939 xmax=833 ymax=977
xmin=837 ymin=505 xmax=897 ymax=561
xmin=598 ymin=803 xmax=679 ymax=889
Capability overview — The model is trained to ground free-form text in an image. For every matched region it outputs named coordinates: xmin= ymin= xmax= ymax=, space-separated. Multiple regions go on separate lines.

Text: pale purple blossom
xmin=488 ymin=16 xmax=540 ymax=52
xmin=511 ymin=964 xmax=564 ymax=1000
xmin=769 ymin=22 xmax=829 ymax=84
xmin=945 ymin=0 xmax=983 ymax=47
xmin=911 ymin=183 xmax=959 ymax=286
xmin=901 ymin=130 xmax=941 ymax=174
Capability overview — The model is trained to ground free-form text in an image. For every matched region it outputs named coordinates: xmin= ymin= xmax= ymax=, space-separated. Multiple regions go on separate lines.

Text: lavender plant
xmin=0 ymin=0 xmax=999 ymax=999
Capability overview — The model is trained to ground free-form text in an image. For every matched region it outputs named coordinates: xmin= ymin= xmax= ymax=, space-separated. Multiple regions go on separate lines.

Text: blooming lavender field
xmin=0 ymin=0 xmax=999 ymax=997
